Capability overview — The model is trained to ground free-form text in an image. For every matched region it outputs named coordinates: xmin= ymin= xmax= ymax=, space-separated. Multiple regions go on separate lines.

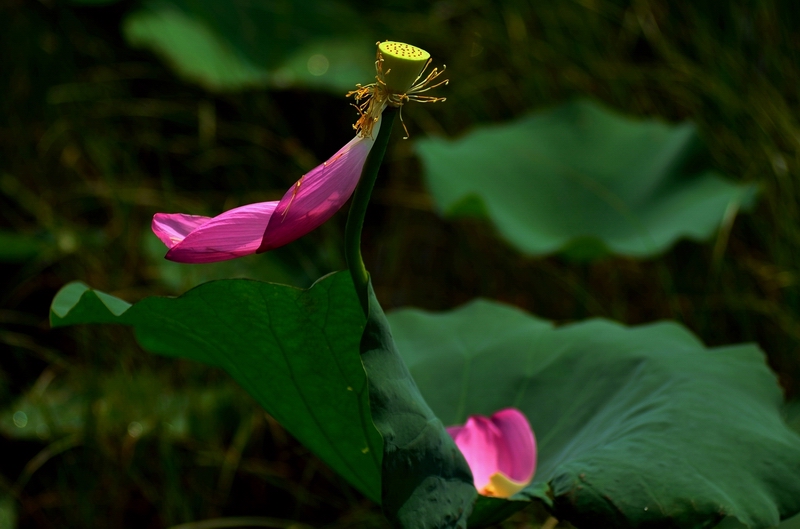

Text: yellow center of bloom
xmin=347 ymin=41 xmax=448 ymax=138
xmin=377 ymin=41 xmax=431 ymax=94
xmin=479 ymin=472 xmax=530 ymax=498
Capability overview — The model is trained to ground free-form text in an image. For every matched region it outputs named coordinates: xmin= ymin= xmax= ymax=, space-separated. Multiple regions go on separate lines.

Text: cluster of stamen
xmin=347 ymin=43 xmax=448 ymax=139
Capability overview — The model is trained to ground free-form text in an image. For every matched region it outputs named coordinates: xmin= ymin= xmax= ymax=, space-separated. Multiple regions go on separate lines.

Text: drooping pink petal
xmin=257 ymin=119 xmax=381 ymax=252
xmin=153 ymin=201 xmax=278 ymax=263
xmin=152 ymin=214 xmax=211 ymax=249
xmin=152 ymin=121 xmax=380 ymax=263
xmin=447 ymin=408 xmax=537 ymax=497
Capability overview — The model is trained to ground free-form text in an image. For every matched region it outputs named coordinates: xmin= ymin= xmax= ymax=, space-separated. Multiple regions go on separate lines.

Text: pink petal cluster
xmin=152 ymin=121 xmax=380 ymax=263
xmin=447 ymin=408 xmax=537 ymax=498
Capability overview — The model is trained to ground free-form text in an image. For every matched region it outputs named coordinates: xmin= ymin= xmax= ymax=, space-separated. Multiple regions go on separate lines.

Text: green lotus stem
xmin=345 ymin=107 xmax=397 ymax=315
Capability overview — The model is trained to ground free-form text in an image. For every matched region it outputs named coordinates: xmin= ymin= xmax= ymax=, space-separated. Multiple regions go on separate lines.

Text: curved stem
xmin=345 ymin=107 xmax=398 ymax=315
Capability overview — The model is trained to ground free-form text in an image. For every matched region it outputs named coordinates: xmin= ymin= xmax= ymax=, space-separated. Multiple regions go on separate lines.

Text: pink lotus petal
xmin=154 ymin=201 xmax=278 ymax=263
xmin=152 ymin=214 xmax=212 ymax=249
xmin=445 ymin=425 xmax=464 ymax=438
xmin=152 ymin=121 xmax=380 ymax=263
xmin=258 ymin=119 xmax=381 ymax=252
xmin=450 ymin=416 xmax=503 ymax=491
xmin=491 ymin=408 xmax=537 ymax=484
xmin=447 ymin=408 xmax=536 ymax=496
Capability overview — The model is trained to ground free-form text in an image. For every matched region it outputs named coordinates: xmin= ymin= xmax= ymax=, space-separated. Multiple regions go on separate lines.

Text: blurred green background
xmin=2 ymin=0 xmax=799 ymax=527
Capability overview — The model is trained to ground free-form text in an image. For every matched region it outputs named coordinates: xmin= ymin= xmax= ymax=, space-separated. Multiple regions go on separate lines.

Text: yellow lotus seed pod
xmin=378 ymin=41 xmax=430 ymax=94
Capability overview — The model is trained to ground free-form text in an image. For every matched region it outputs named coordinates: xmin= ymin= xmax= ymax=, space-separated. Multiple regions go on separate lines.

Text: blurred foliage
xmin=2 ymin=0 xmax=800 ymax=527
xmin=0 ymin=368 xmax=250 ymax=443
xmin=417 ymin=98 xmax=757 ymax=259
xmin=122 ymin=0 xmax=376 ymax=92
xmin=0 ymin=232 xmax=50 ymax=263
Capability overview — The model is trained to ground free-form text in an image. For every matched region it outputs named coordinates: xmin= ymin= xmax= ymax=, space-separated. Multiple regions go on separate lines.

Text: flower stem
xmin=345 ymin=107 xmax=397 ymax=315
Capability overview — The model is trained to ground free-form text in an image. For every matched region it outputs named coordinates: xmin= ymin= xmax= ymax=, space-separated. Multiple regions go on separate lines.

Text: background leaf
xmin=785 ymin=399 xmax=800 ymax=434
xmin=49 ymin=272 xmax=383 ymax=502
xmin=0 ymin=231 xmax=46 ymax=262
xmin=416 ymin=99 xmax=758 ymax=259
xmin=0 ymin=494 xmax=16 ymax=529
xmin=361 ymin=283 xmax=476 ymax=528
xmin=387 ymin=300 xmax=800 ymax=528
xmin=122 ymin=0 xmax=375 ymax=93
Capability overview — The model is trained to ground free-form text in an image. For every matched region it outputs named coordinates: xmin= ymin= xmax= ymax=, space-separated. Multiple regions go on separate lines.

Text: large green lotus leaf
xmin=387 ymin=300 xmax=800 ymax=529
xmin=50 ymin=272 xmax=382 ymax=502
xmin=716 ymin=513 xmax=800 ymax=529
xmin=416 ymin=99 xmax=758 ymax=259
xmin=360 ymin=282 xmax=476 ymax=528
xmin=122 ymin=0 xmax=375 ymax=93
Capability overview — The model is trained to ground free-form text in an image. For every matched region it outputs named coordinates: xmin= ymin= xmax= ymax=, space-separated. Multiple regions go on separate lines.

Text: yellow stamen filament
xmin=347 ymin=42 xmax=448 ymax=139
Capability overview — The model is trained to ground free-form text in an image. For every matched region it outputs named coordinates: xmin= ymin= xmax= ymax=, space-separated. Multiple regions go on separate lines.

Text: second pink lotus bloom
xmin=447 ymin=408 xmax=537 ymax=498
xmin=152 ymin=121 xmax=380 ymax=263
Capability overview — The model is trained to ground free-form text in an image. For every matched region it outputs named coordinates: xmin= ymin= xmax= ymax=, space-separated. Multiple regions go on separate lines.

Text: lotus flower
xmin=447 ymin=408 xmax=537 ymax=498
xmin=152 ymin=120 xmax=380 ymax=263
xmin=152 ymin=40 xmax=448 ymax=264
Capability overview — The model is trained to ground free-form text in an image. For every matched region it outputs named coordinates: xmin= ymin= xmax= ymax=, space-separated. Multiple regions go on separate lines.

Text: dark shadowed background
xmin=2 ymin=0 xmax=799 ymax=527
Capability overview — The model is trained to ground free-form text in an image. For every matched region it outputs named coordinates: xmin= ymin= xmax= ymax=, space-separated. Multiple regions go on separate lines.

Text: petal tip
xmin=447 ymin=407 xmax=537 ymax=496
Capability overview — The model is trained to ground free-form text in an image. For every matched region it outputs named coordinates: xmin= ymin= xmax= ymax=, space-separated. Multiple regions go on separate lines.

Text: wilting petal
xmin=153 ymin=202 xmax=278 ymax=263
xmin=152 ymin=214 xmax=211 ymax=249
xmin=153 ymin=121 xmax=380 ymax=263
xmin=258 ymin=119 xmax=381 ymax=252
xmin=447 ymin=408 xmax=536 ymax=498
